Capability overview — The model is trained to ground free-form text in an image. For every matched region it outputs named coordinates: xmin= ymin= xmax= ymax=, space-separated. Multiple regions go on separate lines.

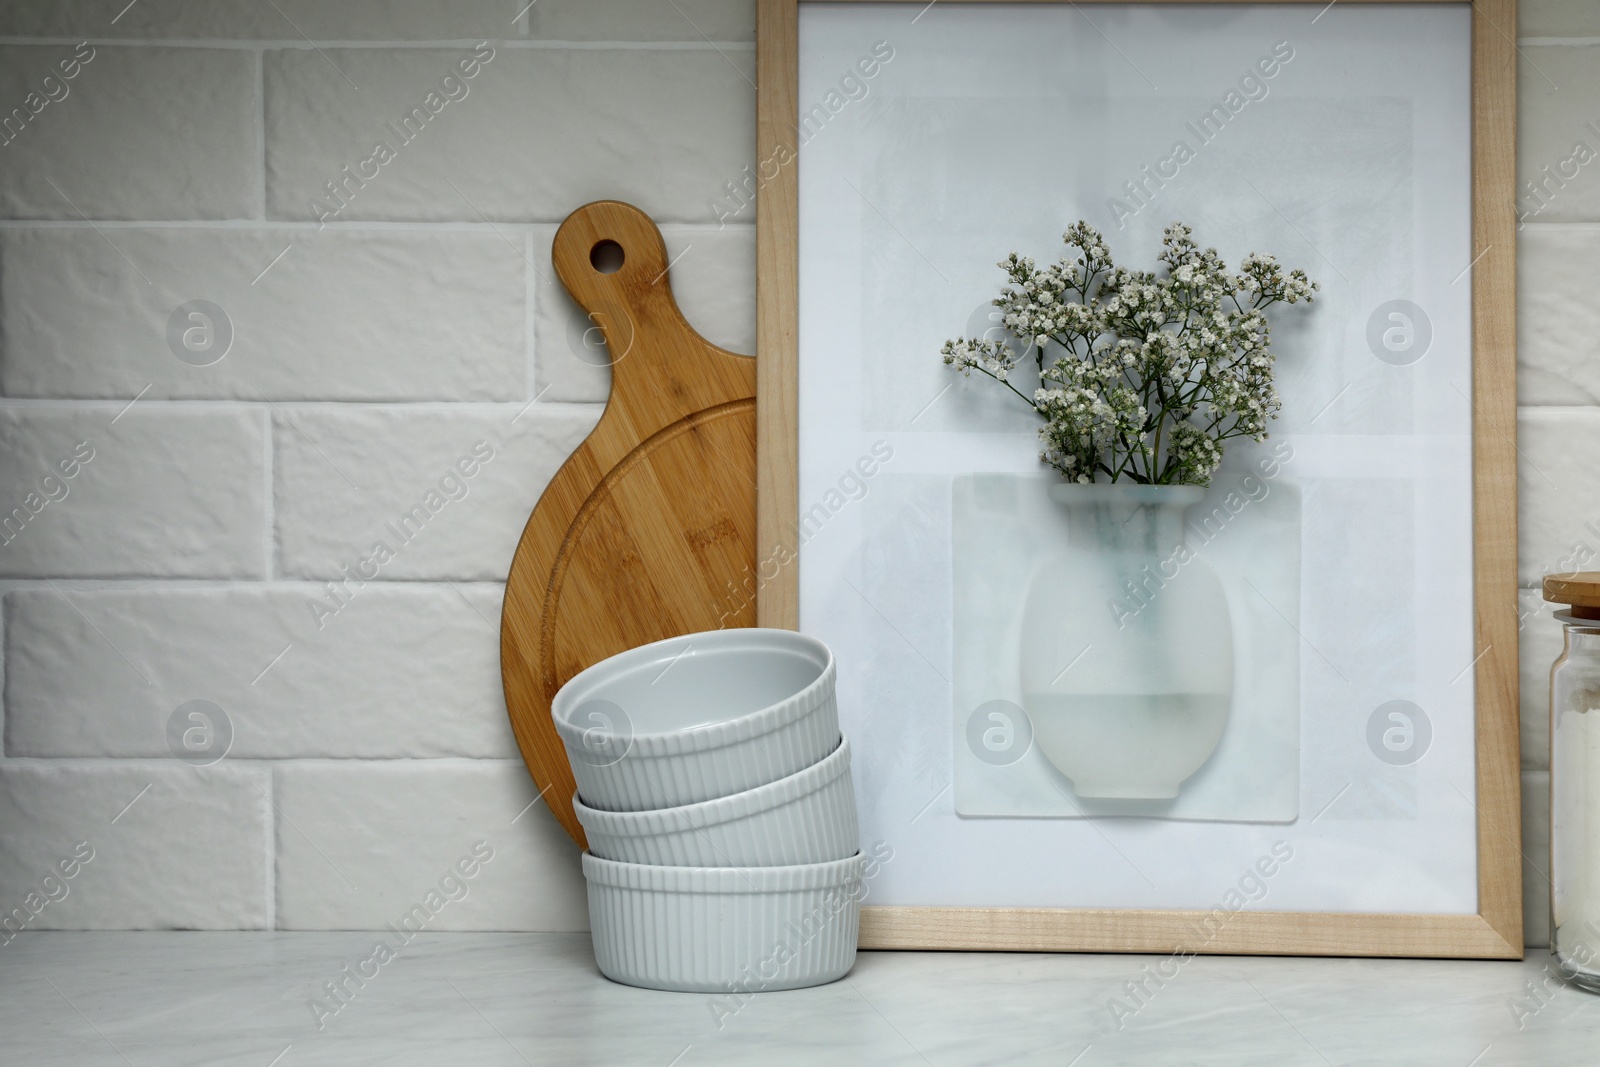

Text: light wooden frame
xmin=755 ymin=0 xmax=1521 ymax=957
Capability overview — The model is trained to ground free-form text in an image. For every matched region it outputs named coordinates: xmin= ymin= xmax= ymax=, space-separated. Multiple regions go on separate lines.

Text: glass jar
xmin=1546 ymin=573 xmax=1600 ymax=992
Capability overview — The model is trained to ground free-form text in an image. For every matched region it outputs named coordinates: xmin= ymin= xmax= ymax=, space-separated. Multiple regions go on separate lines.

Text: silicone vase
xmin=1020 ymin=483 xmax=1234 ymax=799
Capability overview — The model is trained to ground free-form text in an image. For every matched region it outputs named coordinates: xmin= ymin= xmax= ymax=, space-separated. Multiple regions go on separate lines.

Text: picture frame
xmin=754 ymin=0 xmax=1521 ymax=957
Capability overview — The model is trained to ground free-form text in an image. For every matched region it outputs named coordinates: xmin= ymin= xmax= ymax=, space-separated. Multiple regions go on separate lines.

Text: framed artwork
xmin=755 ymin=0 xmax=1521 ymax=957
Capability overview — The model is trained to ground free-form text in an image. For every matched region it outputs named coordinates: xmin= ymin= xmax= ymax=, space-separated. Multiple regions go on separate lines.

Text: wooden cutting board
xmin=500 ymin=201 xmax=758 ymax=848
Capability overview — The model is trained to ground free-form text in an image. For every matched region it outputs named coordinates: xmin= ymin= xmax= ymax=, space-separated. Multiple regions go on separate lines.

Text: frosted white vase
xmin=1020 ymin=484 xmax=1234 ymax=799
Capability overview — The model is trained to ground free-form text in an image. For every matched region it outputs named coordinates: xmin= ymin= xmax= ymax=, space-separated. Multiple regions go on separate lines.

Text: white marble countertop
xmin=3 ymin=932 xmax=1598 ymax=1065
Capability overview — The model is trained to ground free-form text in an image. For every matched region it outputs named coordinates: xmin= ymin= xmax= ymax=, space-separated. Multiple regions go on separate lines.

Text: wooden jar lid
xmin=1544 ymin=572 xmax=1600 ymax=620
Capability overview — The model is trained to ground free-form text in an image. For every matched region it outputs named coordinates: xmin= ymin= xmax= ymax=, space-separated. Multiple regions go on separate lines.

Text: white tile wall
xmin=1524 ymin=770 xmax=1552 ymax=950
xmin=273 ymin=761 xmax=587 ymax=931
xmin=529 ymin=0 xmax=754 ymax=42
xmin=0 ymin=761 xmax=271 ymax=929
xmin=1519 ymin=45 xmax=1600 ymax=224
xmin=0 ymin=229 xmax=529 ymax=400
xmin=262 ymin=46 xmax=754 ymax=224
xmin=1517 ymin=15 xmax=1597 ymax=948
xmin=1519 ymin=227 xmax=1600 ymax=405
xmin=0 ymin=0 xmax=753 ymax=42
xmin=4 ymin=585 xmax=514 ymax=758
xmin=0 ymin=3 xmax=1588 ymax=952
xmin=0 ymin=1 xmax=513 ymax=39
xmin=1522 ymin=2 xmax=1600 ymax=37
xmin=271 ymin=405 xmax=597 ymax=581
xmin=1518 ymin=409 xmax=1600 ymax=588
xmin=0 ymin=45 xmax=256 ymax=219
xmin=0 ymin=407 xmax=267 ymax=578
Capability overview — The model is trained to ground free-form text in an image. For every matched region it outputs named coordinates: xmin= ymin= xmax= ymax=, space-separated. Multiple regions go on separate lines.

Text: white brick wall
xmin=262 ymin=46 xmax=754 ymax=223
xmin=0 ymin=44 xmax=256 ymax=219
xmin=0 ymin=407 xmax=266 ymax=578
xmin=0 ymin=761 xmax=271 ymax=929
xmin=1519 ymin=45 xmax=1600 ymax=224
xmin=0 ymin=229 xmax=529 ymax=400
xmin=4 ymin=585 xmax=514 ymax=758
xmin=273 ymin=761 xmax=587 ymax=930
xmin=271 ymin=404 xmax=598 ymax=580
xmin=0 ymin=4 xmax=753 ymax=935
xmin=1518 ymin=21 xmax=1600 ymax=947
xmin=0 ymin=1 xmax=754 ymax=42
xmin=0 ymin=2 xmax=1587 ymax=949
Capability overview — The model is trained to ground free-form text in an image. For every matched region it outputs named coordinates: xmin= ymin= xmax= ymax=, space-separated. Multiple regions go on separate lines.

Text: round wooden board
xmin=500 ymin=202 xmax=758 ymax=848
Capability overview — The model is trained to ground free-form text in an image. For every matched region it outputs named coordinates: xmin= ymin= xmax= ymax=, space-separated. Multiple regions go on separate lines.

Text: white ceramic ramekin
xmin=583 ymin=851 xmax=864 ymax=993
xmin=551 ymin=629 xmax=839 ymax=812
xmin=573 ymin=736 xmax=857 ymax=867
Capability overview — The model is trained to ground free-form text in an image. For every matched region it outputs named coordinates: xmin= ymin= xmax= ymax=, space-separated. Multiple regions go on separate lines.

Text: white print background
xmin=798 ymin=3 xmax=1477 ymax=912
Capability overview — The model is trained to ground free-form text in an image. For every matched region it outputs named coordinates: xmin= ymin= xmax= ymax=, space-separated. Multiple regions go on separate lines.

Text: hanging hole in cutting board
xmin=590 ymin=239 xmax=625 ymax=274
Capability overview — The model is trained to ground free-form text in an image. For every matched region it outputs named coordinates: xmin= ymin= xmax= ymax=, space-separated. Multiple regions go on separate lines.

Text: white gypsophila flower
xmin=937 ymin=219 xmax=1318 ymax=486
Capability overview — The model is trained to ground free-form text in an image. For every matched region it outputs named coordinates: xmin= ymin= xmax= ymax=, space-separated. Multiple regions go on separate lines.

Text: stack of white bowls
xmin=551 ymin=628 xmax=862 ymax=993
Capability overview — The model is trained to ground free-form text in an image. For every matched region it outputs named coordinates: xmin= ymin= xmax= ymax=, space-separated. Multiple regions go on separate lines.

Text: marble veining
xmin=1 ymin=932 xmax=1596 ymax=1065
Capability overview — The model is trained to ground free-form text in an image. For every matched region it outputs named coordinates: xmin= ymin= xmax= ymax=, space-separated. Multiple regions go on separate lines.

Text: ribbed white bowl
xmin=574 ymin=737 xmax=858 ymax=867
xmin=552 ymin=629 xmax=839 ymax=812
xmin=583 ymin=852 xmax=863 ymax=993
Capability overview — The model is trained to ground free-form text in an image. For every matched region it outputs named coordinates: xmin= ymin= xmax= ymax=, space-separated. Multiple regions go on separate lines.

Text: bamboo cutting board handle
xmin=501 ymin=201 xmax=758 ymax=848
